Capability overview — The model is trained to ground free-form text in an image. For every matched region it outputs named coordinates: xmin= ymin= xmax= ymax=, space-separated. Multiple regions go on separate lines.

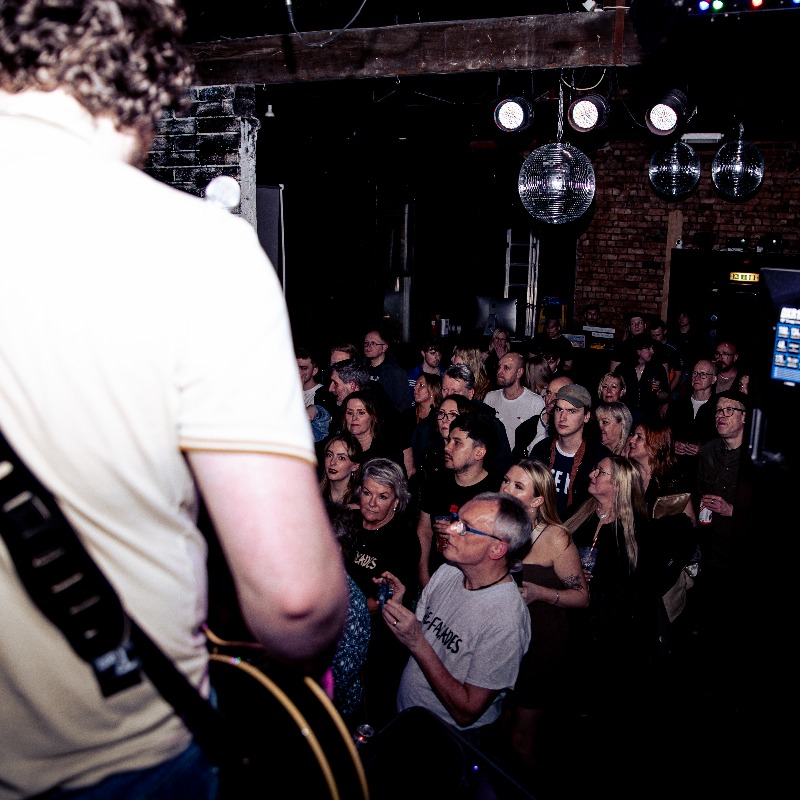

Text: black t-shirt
xmin=419 ymin=469 xmax=500 ymax=574
xmin=346 ymin=512 xmax=420 ymax=608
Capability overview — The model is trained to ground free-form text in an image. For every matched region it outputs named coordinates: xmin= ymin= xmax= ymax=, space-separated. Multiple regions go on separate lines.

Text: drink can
xmin=353 ymin=723 xmax=375 ymax=748
xmin=698 ymin=504 xmax=712 ymax=525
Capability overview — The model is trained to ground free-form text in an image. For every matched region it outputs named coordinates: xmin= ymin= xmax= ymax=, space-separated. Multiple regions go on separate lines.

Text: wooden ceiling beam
xmin=189 ymin=11 xmax=644 ymax=87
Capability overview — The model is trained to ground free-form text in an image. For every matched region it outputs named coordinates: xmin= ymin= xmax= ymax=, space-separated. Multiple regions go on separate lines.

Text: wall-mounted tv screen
xmin=771 ymin=306 xmax=800 ymax=386
xmin=761 ymin=268 xmax=800 ymax=387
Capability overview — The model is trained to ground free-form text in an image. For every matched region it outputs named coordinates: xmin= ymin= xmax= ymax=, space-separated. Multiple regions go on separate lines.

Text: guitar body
xmin=206 ymin=629 xmax=370 ymax=800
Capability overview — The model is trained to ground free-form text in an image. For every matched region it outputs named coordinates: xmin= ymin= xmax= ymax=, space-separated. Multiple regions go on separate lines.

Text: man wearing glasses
xmin=712 ymin=339 xmax=749 ymax=395
xmin=363 ymin=328 xmax=413 ymax=414
xmin=381 ymin=492 xmax=532 ymax=750
xmin=694 ymin=389 xmax=755 ymax=699
xmin=665 ymin=358 xmax=719 ymax=483
xmin=530 ymin=384 xmax=612 ymax=519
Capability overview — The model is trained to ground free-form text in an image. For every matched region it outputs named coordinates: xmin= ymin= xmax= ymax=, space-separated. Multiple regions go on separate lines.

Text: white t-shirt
xmin=0 ymin=103 xmax=313 ymax=798
xmin=303 ymin=383 xmax=322 ymax=407
xmin=397 ymin=564 xmax=530 ymax=730
xmin=484 ymin=387 xmax=545 ymax=448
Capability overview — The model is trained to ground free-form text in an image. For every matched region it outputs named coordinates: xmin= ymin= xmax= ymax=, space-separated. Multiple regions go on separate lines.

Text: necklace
xmin=597 ymin=512 xmax=608 ymax=519
xmin=464 ymin=570 xmax=510 ymax=591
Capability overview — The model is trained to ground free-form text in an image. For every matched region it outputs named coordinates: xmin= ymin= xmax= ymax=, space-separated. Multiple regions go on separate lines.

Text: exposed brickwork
xmin=144 ymin=84 xmax=256 ymax=202
xmin=575 ymin=139 xmax=800 ymax=335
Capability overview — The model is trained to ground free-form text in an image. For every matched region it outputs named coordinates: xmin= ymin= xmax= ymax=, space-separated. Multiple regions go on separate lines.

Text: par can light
xmin=494 ymin=97 xmax=533 ymax=133
xmin=567 ymin=94 xmax=610 ymax=132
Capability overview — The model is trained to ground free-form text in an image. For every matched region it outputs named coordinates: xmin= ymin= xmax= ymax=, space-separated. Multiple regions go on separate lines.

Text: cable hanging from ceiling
xmin=284 ymin=0 xmax=369 ymax=47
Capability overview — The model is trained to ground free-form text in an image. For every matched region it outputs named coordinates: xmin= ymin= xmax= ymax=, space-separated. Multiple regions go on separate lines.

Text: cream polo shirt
xmin=0 ymin=101 xmax=313 ymax=798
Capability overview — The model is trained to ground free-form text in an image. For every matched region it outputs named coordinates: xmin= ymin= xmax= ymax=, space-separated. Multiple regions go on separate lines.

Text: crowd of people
xmin=295 ymin=311 xmax=759 ymax=797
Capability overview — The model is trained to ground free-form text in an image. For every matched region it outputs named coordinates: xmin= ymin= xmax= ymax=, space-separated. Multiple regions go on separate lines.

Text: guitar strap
xmin=0 ymin=428 xmax=238 ymax=769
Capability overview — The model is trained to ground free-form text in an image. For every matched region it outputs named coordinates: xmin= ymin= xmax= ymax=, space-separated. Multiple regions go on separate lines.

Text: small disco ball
xmin=648 ymin=141 xmax=701 ymax=200
xmin=712 ymin=138 xmax=764 ymax=199
xmin=518 ymin=143 xmax=595 ymax=224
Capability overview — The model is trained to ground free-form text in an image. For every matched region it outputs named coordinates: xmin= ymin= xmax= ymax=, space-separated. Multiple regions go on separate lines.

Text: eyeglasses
xmin=553 ymin=404 xmax=581 ymax=415
xmin=437 ymin=411 xmax=459 ymax=421
xmin=714 ymin=351 xmax=734 ymax=358
xmin=364 ymin=341 xmax=386 ymax=348
xmin=715 ymin=406 xmax=745 ymax=417
xmin=449 ymin=519 xmax=502 ymax=542
xmin=691 ymin=371 xmax=713 ymax=378
xmin=590 ymin=466 xmax=613 ymax=477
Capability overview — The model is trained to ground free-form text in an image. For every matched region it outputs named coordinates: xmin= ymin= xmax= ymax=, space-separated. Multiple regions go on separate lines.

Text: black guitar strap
xmin=0 ymin=428 xmax=238 ymax=769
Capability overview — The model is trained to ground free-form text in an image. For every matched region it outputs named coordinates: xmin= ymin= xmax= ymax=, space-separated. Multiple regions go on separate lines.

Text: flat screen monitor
xmin=761 ymin=267 xmax=800 ymax=387
xmin=475 ymin=295 xmax=517 ymax=336
xmin=770 ymin=306 xmax=800 ymax=386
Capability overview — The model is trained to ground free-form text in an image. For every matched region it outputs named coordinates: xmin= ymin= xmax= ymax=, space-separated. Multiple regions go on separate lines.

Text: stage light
xmin=645 ymin=90 xmax=688 ymax=136
xmin=494 ymin=97 xmax=533 ymax=133
xmin=567 ymin=94 xmax=610 ymax=132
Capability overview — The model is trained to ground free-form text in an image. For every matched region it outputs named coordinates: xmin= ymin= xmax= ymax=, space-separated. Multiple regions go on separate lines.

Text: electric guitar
xmin=204 ymin=627 xmax=370 ymax=800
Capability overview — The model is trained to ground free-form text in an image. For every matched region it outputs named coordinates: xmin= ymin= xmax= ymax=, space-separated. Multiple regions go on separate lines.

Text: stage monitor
xmin=475 ymin=295 xmax=517 ymax=336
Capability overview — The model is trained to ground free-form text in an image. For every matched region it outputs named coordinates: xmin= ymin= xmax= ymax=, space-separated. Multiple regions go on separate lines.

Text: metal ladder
xmin=504 ymin=228 xmax=539 ymax=338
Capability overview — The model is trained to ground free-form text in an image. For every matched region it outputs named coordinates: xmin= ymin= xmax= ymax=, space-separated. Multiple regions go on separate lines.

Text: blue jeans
xmin=39 ymin=740 xmax=218 ymax=800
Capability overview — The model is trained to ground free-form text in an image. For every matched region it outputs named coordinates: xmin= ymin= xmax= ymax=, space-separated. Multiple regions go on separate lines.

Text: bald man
xmin=484 ymin=351 xmax=545 ymax=450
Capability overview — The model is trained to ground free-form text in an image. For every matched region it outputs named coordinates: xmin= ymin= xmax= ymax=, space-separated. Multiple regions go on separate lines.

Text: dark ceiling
xmin=180 ymin=2 xmax=799 ymax=145
xmin=174 ymin=1 xmax=799 ymax=349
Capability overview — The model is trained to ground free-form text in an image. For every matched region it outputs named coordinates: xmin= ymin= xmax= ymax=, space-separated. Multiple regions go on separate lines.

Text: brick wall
xmin=144 ymin=84 xmax=258 ymax=224
xmin=574 ymin=139 xmax=800 ymax=335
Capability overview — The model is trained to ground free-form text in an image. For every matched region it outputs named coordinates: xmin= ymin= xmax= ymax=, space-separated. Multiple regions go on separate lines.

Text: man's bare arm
xmin=188 ymin=451 xmax=348 ymax=673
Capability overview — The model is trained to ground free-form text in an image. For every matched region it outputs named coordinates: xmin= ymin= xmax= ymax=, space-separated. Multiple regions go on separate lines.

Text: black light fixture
xmin=494 ymin=96 xmax=533 ymax=133
xmin=567 ymin=94 xmax=610 ymax=132
xmin=645 ymin=90 xmax=688 ymax=136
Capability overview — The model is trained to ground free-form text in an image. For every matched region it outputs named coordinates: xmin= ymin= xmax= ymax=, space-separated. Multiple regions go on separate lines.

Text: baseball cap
xmin=555 ymin=384 xmax=592 ymax=410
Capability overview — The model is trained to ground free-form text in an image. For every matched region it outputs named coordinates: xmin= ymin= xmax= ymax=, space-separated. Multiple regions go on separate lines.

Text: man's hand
xmin=700 ymin=493 xmax=732 ymax=517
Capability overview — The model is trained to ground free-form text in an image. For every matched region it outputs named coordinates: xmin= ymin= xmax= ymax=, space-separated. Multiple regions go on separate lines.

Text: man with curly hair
xmin=0 ymin=2 xmax=348 ymax=798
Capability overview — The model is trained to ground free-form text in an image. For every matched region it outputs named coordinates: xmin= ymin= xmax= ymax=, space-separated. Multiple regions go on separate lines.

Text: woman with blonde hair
xmin=594 ymin=401 xmax=633 ymax=455
xmin=564 ymin=455 xmax=650 ymax=718
xmin=524 ymin=354 xmax=553 ymax=397
xmin=500 ymin=459 xmax=588 ymax=777
xmin=451 ymin=343 xmax=491 ymax=401
xmin=597 ymin=372 xmax=627 ymax=405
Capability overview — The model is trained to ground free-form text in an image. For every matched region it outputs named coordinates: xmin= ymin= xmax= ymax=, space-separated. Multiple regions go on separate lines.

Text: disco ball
xmin=518 ymin=143 xmax=595 ymax=224
xmin=711 ymin=138 xmax=764 ymax=199
xmin=648 ymin=141 xmax=700 ymax=199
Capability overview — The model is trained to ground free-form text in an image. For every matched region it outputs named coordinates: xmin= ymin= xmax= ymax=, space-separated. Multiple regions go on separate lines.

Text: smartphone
xmin=377 ymin=581 xmax=393 ymax=606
